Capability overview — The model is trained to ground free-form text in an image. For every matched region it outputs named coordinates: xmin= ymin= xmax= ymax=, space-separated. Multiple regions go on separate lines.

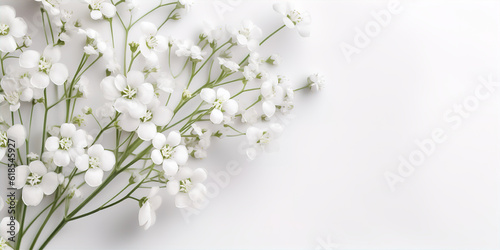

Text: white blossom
xmin=308 ymin=73 xmax=325 ymax=91
xmin=0 ymin=217 xmax=18 ymax=242
xmin=166 ymin=167 xmax=207 ymax=209
xmin=151 ymin=131 xmax=188 ymax=175
xmin=200 ymin=88 xmax=238 ymax=124
xmin=13 ymin=161 xmax=58 ymax=206
xmin=139 ymin=22 xmax=168 ymax=60
xmin=175 ymin=40 xmax=205 ymax=61
xmin=0 ymin=5 xmax=27 ymax=53
xmin=217 ymin=57 xmax=239 ymax=73
xmin=138 ymin=186 xmax=162 ymax=230
xmin=19 ymin=46 xmax=69 ymax=88
xmin=35 ymin=0 xmax=63 ymax=16
xmin=273 ymin=2 xmax=311 ymax=37
xmin=75 ymin=144 xmax=116 ymax=187
xmin=245 ymin=123 xmax=283 ymax=160
xmin=85 ymin=0 xmax=116 ymax=20
xmin=228 ymin=20 xmax=262 ymax=51
xmin=44 ymin=123 xmax=88 ymax=167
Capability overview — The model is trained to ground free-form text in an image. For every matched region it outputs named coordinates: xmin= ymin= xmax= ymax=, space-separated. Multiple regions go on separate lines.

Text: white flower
xmin=0 ymin=217 xmax=18 ymax=242
xmin=85 ymin=0 xmax=116 ymax=20
xmin=178 ymin=0 xmax=194 ymax=11
xmin=35 ymin=0 xmax=63 ymax=16
xmin=245 ymin=124 xmax=283 ymax=160
xmin=273 ymin=2 xmax=311 ymax=37
xmin=186 ymin=124 xmax=211 ymax=159
xmin=166 ymin=167 xmax=207 ymax=209
xmin=260 ymin=77 xmax=286 ymax=118
xmin=0 ymin=125 xmax=27 ymax=161
xmin=200 ymin=88 xmax=238 ymax=124
xmin=125 ymin=0 xmax=138 ymax=10
xmin=75 ymin=144 xmax=115 ymax=187
xmin=138 ymin=186 xmax=162 ymax=230
xmin=0 ymin=77 xmax=21 ymax=111
xmin=13 ymin=161 xmax=58 ymax=206
xmin=268 ymin=54 xmax=281 ymax=65
xmin=44 ymin=123 xmax=88 ymax=167
xmin=155 ymin=74 xmax=175 ymax=94
xmin=139 ymin=22 xmax=168 ymax=60
xmin=27 ymin=152 xmax=39 ymax=161
xmin=229 ymin=20 xmax=262 ymax=51
xmin=175 ymin=40 xmax=205 ymax=61
xmin=308 ymin=73 xmax=325 ymax=91
xmin=217 ymin=57 xmax=239 ymax=73
xmin=78 ymin=28 xmax=107 ymax=55
xmin=151 ymin=131 xmax=188 ymax=175
xmin=100 ymin=70 xmax=155 ymax=119
xmin=19 ymin=46 xmax=69 ymax=88
xmin=118 ymin=98 xmax=173 ymax=141
xmin=0 ymin=236 xmax=12 ymax=250
xmin=0 ymin=5 xmax=27 ymax=53
xmin=241 ymin=107 xmax=259 ymax=124
xmin=202 ymin=21 xmax=225 ymax=43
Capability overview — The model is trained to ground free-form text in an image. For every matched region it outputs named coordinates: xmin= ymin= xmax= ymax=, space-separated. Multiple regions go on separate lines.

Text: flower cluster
xmin=0 ymin=1 xmax=323 ymax=249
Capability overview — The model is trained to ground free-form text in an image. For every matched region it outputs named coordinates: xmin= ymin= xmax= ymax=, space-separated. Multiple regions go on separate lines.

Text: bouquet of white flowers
xmin=0 ymin=0 xmax=324 ymax=249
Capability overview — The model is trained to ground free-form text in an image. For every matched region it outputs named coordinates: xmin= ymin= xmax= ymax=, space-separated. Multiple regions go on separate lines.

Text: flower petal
xmin=200 ymin=88 xmax=216 ymax=103
xmin=0 ymin=35 xmax=17 ymax=53
xmin=45 ymin=136 xmax=60 ymax=152
xmin=22 ymin=185 xmax=44 ymax=206
xmin=53 ymin=150 xmax=70 ymax=167
xmin=60 ymin=123 xmax=76 ymax=138
xmin=173 ymin=145 xmax=188 ymax=165
xmin=9 ymin=18 xmax=27 ymax=38
xmin=191 ymin=168 xmax=207 ymax=183
xmin=223 ymin=99 xmax=238 ymax=115
xmin=152 ymin=133 xmax=166 ymax=149
xmin=151 ymin=149 xmax=163 ymax=165
xmin=40 ymin=172 xmax=58 ymax=195
xmin=174 ymin=193 xmax=191 ymax=208
xmin=210 ymin=109 xmax=223 ymax=124
xmin=140 ymin=21 xmax=157 ymax=36
xmin=31 ymin=72 xmax=50 ymax=89
xmin=166 ymin=180 xmax=179 ymax=195
xmin=118 ymin=114 xmax=140 ymax=132
xmin=166 ymin=131 xmax=181 ymax=146
xmin=75 ymin=154 xmax=89 ymax=171
xmin=0 ymin=6 xmax=16 ymax=24
xmin=162 ymin=159 xmax=178 ymax=176
xmin=127 ymin=70 xmax=144 ymax=87
xmin=137 ymin=122 xmax=157 ymax=141
xmin=262 ymin=100 xmax=276 ymax=118
xmin=90 ymin=10 xmax=102 ymax=20
xmin=100 ymin=150 xmax=115 ymax=171
xmin=19 ymin=50 xmax=40 ymax=69
xmin=137 ymin=83 xmax=155 ymax=105
xmin=101 ymin=2 xmax=116 ymax=18
xmin=28 ymin=160 xmax=47 ymax=176
xmin=100 ymin=76 xmax=121 ymax=101
xmin=14 ymin=165 xmax=29 ymax=189
xmin=49 ymin=63 xmax=68 ymax=85
xmin=7 ymin=124 xmax=26 ymax=147
xmin=138 ymin=202 xmax=151 ymax=226
xmin=217 ymin=88 xmax=230 ymax=101
xmin=85 ymin=168 xmax=104 ymax=187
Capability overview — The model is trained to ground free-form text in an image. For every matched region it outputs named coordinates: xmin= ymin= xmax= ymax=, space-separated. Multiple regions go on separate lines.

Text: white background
xmin=1 ymin=0 xmax=500 ymax=249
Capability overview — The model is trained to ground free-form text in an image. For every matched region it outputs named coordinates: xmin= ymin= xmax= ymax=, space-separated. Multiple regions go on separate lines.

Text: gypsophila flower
xmin=19 ymin=45 xmax=69 ymax=88
xmin=0 ymin=124 xmax=27 ymax=161
xmin=177 ymin=0 xmax=194 ymax=11
xmin=308 ymin=73 xmax=325 ymax=91
xmin=0 ymin=5 xmax=27 ymax=53
xmin=229 ymin=20 xmax=262 ymax=51
xmin=151 ymin=131 xmax=188 ymax=174
xmin=27 ymin=152 xmax=39 ymax=161
xmin=100 ymin=70 xmax=155 ymax=119
xmin=245 ymin=123 xmax=283 ymax=160
xmin=138 ymin=186 xmax=162 ymax=230
xmin=273 ymin=2 xmax=311 ymax=37
xmin=35 ymin=0 xmax=63 ymax=16
xmin=0 ymin=236 xmax=12 ymax=250
xmin=85 ymin=0 xmax=116 ymax=20
xmin=14 ymin=161 xmax=58 ymax=206
xmin=139 ymin=22 xmax=168 ymax=60
xmin=218 ymin=57 xmax=240 ymax=73
xmin=200 ymin=88 xmax=238 ymax=124
xmin=75 ymin=144 xmax=115 ymax=187
xmin=44 ymin=123 xmax=88 ymax=167
xmin=175 ymin=40 xmax=205 ymax=61
xmin=167 ymin=167 xmax=207 ymax=209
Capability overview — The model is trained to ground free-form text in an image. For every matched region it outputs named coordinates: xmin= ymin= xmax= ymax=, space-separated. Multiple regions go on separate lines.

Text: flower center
xmin=26 ymin=172 xmax=42 ymax=186
xmin=213 ymin=99 xmax=224 ymax=110
xmin=89 ymin=156 xmax=99 ymax=169
xmin=160 ymin=145 xmax=174 ymax=159
xmin=146 ymin=36 xmax=158 ymax=49
xmin=238 ymin=28 xmax=251 ymax=38
xmin=179 ymin=178 xmax=192 ymax=193
xmin=59 ymin=137 xmax=73 ymax=150
xmin=121 ymin=85 xmax=137 ymax=99
xmin=0 ymin=23 xmax=9 ymax=36
xmin=5 ymin=91 xmax=20 ymax=105
xmin=140 ymin=110 xmax=153 ymax=122
xmin=0 ymin=131 xmax=8 ymax=148
xmin=257 ymin=131 xmax=271 ymax=144
xmin=38 ymin=57 xmax=52 ymax=73
xmin=89 ymin=0 xmax=103 ymax=10
xmin=287 ymin=10 xmax=303 ymax=25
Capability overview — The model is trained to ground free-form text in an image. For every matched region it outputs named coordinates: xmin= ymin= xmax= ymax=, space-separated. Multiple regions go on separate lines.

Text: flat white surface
xmin=1 ymin=0 xmax=500 ymax=249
